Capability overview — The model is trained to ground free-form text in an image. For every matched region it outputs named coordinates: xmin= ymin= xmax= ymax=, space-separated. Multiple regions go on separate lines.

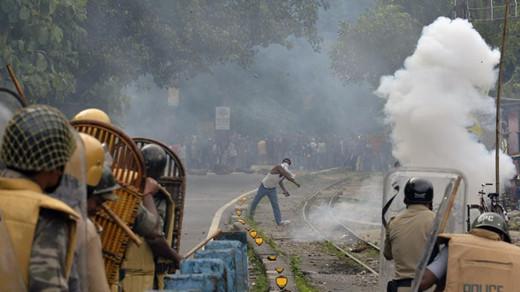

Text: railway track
xmin=302 ymin=177 xmax=381 ymax=276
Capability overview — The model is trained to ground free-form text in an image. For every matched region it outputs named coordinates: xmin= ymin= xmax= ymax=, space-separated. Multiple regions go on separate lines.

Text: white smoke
xmin=376 ymin=17 xmax=516 ymax=201
xmin=291 ymin=175 xmax=382 ymax=242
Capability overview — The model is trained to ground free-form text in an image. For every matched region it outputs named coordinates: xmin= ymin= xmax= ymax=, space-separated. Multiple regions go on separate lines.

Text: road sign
xmin=215 ymin=106 xmax=230 ymax=130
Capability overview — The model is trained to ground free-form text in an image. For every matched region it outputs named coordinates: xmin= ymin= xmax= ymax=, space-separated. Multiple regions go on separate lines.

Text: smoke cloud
xmin=292 ymin=175 xmax=382 ymax=242
xmin=376 ymin=17 xmax=516 ymax=199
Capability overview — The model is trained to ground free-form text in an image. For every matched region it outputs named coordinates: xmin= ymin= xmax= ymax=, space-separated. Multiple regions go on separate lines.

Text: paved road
xmin=179 ymin=173 xmax=263 ymax=254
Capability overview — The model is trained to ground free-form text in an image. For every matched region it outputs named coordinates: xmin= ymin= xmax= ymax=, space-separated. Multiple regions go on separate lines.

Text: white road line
xmin=207 ymin=188 xmax=256 ymax=238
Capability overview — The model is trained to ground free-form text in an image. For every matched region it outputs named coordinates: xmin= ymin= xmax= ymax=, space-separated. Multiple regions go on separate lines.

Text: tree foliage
xmin=0 ymin=0 xmax=87 ymax=101
xmin=331 ymin=0 xmax=520 ymax=98
xmin=330 ymin=3 xmax=421 ymax=86
xmin=1 ymin=0 xmax=326 ymax=114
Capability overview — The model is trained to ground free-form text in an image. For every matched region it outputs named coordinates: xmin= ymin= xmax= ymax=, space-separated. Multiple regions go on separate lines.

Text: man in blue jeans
xmin=248 ymin=158 xmax=300 ymax=226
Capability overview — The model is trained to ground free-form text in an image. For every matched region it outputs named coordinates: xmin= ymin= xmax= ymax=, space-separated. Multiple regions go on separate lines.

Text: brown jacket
xmin=384 ymin=204 xmax=435 ymax=279
xmin=441 ymin=229 xmax=520 ymax=291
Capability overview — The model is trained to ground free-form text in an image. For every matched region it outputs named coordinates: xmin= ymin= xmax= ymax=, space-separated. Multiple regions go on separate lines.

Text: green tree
xmin=330 ymin=0 xmax=520 ymax=98
xmin=330 ymin=3 xmax=421 ymax=86
xmin=2 ymin=0 xmax=326 ymax=115
xmin=0 ymin=0 xmax=87 ymax=101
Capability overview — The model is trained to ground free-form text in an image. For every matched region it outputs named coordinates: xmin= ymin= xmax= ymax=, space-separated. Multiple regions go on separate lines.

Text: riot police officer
xmin=0 ymin=105 xmax=79 ymax=290
xmin=122 ymin=144 xmax=182 ymax=291
xmin=142 ymin=144 xmax=182 ymax=264
xmin=384 ymin=178 xmax=435 ymax=292
xmin=420 ymin=212 xmax=520 ymax=291
xmin=78 ymin=132 xmax=119 ymax=292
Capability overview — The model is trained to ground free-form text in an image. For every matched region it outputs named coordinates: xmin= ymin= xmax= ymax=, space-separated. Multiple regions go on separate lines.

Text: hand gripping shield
xmin=379 ymin=168 xmax=467 ymax=291
xmin=51 ymin=129 xmax=89 ymax=292
xmin=134 ymin=137 xmax=187 ymax=254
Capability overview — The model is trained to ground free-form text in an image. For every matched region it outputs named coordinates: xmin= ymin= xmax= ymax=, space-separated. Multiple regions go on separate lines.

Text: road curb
xmin=208 ymin=189 xmax=256 ymax=237
xmin=230 ymin=213 xmax=297 ymax=291
xmin=212 ymin=189 xmax=297 ymax=291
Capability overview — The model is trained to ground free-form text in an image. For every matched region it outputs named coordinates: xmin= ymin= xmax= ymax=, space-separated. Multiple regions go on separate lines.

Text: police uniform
xmin=87 ymin=171 xmax=120 ymax=292
xmin=0 ymin=105 xmax=79 ymax=290
xmin=86 ymin=218 xmax=111 ymax=292
xmin=423 ymin=213 xmax=520 ymax=291
xmin=120 ymin=202 xmax=159 ymax=292
xmin=121 ymin=144 xmax=177 ymax=291
xmin=384 ymin=178 xmax=435 ymax=292
xmin=0 ymin=173 xmax=78 ymax=290
xmin=384 ymin=205 xmax=435 ymax=280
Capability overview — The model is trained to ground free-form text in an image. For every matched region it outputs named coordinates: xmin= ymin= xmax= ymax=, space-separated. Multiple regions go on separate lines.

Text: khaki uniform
xmin=154 ymin=191 xmax=176 ymax=289
xmin=440 ymin=229 xmax=520 ymax=292
xmin=384 ymin=205 xmax=434 ymax=283
xmin=86 ymin=218 xmax=110 ymax=292
xmin=0 ymin=175 xmax=78 ymax=290
xmin=120 ymin=203 xmax=158 ymax=292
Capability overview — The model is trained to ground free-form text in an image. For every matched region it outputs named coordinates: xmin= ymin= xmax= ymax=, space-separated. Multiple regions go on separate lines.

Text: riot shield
xmin=51 ymin=129 xmax=89 ymax=292
xmin=0 ymin=88 xmax=26 ymax=137
xmin=0 ymin=88 xmax=26 ymax=290
xmin=133 ymin=137 xmax=187 ymax=253
xmin=379 ymin=168 xmax=467 ymax=291
xmin=134 ymin=137 xmax=186 ymax=287
xmin=71 ymin=119 xmax=146 ymax=285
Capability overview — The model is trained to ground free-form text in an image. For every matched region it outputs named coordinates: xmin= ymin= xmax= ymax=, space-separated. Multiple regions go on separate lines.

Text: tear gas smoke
xmin=292 ymin=175 xmax=382 ymax=242
xmin=376 ymin=17 xmax=515 ymax=200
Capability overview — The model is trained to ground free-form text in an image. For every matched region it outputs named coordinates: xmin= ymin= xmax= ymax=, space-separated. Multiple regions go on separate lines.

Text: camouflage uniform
xmin=30 ymin=209 xmax=72 ymax=291
xmin=0 ymin=169 xmax=77 ymax=291
xmin=0 ymin=105 xmax=78 ymax=291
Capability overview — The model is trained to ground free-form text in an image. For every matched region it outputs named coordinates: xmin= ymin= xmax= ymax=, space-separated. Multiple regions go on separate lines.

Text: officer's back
xmin=384 ymin=178 xmax=435 ymax=291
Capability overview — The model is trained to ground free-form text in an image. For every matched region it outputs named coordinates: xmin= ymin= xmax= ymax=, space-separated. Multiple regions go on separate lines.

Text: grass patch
xmin=290 ymin=256 xmax=317 ymax=292
xmin=364 ymin=246 xmax=380 ymax=258
xmin=244 ymin=217 xmax=286 ymax=255
xmin=321 ymin=241 xmax=361 ymax=269
xmin=248 ymin=245 xmax=269 ymax=292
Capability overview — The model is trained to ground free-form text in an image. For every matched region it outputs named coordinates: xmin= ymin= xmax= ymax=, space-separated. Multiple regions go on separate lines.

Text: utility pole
xmin=496 ymin=0 xmax=510 ymax=193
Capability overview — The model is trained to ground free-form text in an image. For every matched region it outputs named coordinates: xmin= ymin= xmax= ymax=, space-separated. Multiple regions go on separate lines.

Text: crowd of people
xmin=172 ymin=132 xmax=394 ymax=173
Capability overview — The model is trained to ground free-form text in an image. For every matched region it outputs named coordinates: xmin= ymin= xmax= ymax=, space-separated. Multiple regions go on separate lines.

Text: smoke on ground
xmin=292 ymin=175 xmax=382 ymax=242
xmin=376 ymin=17 xmax=516 ymax=200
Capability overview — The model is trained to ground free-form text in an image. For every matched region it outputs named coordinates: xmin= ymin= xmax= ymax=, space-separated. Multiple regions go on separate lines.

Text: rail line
xmin=328 ymin=190 xmax=381 ymax=251
xmin=302 ymin=178 xmax=380 ymax=276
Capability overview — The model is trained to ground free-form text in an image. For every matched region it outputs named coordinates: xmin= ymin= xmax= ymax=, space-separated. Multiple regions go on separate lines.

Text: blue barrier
xmin=180 ymin=259 xmax=226 ymax=292
xmin=205 ymin=241 xmax=247 ymax=292
xmin=215 ymin=229 xmax=249 ymax=292
xmin=163 ymin=273 xmax=218 ymax=291
xmin=195 ymin=248 xmax=237 ymax=292
xmin=164 ymin=231 xmax=248 ymax=292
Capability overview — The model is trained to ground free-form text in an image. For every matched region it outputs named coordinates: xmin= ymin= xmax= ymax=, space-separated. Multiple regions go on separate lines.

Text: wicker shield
xmin=133 ymin=137 xmax=186 ymax=253
xmin=71 ymin=120 xmax=145 ymax=285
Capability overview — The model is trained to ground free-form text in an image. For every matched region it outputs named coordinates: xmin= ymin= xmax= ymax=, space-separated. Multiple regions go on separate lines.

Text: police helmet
xmin=404 ymin=177 xmax=433 ymax=204
xmin=89 ymin=166 xmax=119 ymax=201
xmin=73 ymin=108 xmax=111 ymax=124
xmin=142 ymin=144 xmax=167 ymax=179
xmin=0 ymin=105 xmax=76 ymax=172
xmin=79 ymin=133 xmax=105 ymax=187
xmin=472 ymin=212 xmax=511 ymax=243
